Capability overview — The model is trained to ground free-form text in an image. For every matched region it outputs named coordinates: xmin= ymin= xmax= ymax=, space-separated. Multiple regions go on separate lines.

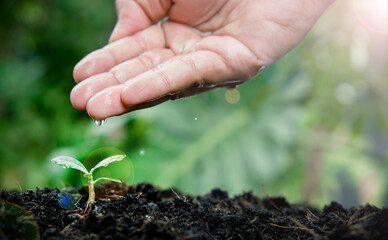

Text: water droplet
xmin=194 ymin=117 xmax=198 ymax=121
xmin=94 ymin=119 xmax=105 ymax=126
xmin=62 ymin=164 xmax=70 ymax=169
xmin=139 ymin=150 xmax=145 ymax=156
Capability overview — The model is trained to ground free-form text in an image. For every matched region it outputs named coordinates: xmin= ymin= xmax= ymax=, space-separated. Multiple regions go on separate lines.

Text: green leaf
xmin=51 ymin=156 xmax=89 ymax=175
xmin=93 ymin=177 xmax=121 ymax=184
xmin=90 ymin=155 xmax=126 ymax=174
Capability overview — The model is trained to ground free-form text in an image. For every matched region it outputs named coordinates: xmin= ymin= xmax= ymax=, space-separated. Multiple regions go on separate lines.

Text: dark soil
xmin=1 ymin=183 xmax=387 ymax=240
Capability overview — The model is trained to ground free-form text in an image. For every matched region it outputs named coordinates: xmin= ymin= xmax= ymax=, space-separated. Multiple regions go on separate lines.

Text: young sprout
xmin=51 ymin=155 xmax=126 ymax=204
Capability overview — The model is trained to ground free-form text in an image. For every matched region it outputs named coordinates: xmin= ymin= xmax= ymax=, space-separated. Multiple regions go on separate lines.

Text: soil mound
xmin=1 ymin=183 xmax=387 ymax=239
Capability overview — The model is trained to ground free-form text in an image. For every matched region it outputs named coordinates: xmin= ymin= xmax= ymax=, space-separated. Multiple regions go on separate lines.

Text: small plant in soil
xmin=51 ymin=155 xmax=126 ymax=204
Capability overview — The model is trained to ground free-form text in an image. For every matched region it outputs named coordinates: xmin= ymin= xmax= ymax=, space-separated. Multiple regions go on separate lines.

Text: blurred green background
xmin=0 ymin=0 xmax=387 ymax=208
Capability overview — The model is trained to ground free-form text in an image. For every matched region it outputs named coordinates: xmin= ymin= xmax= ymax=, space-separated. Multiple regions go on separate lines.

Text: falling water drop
xmin=194 ymin=117 xmax=198 ymax=121
xmin=94 ymin=119 xmax=105 ymax=126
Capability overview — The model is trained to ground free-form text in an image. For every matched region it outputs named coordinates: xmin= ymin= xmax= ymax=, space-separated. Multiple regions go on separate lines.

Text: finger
xmin=109 ymin=0 xmax=172 ymax=43
xmin=110 ymin=48 xmax=175 ymax=83
xmin=87 ymin=85 xmax=172 ymax=120
xmin=70 ymin=72 xmax=120 ymax=110
xmin=120 ymin=51 xmax=242 ymax=107
xmin=86 ymin=84 xmax=212 ymax=119
xmin=73 ymin=25 xmax=165 ymax=83
xmin=70 ymin=48 xmax=175 ymax=110
xmin=85 ymin=50 xmax=232 ymax=119
xmin=86 ymin=85 xmax=127 ymax=120
xmin=162 ymin=21 xmax=203 ymax=54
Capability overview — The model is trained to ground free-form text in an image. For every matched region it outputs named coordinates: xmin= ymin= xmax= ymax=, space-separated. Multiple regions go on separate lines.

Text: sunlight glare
xmin=353 ymin=0 xmax=388 ymax=34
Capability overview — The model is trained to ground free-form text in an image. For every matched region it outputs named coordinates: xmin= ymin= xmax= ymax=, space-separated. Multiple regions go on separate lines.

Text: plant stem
xmin=87 ymin=175 xmax=95 ymax=203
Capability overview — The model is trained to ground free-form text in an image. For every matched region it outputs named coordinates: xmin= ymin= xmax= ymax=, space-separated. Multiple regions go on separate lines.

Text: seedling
xmin=51 ymin=155 xmax=126 ymax=204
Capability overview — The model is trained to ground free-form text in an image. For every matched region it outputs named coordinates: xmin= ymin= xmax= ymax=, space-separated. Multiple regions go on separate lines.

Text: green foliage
xmin=0 ymin=0 xmax=386 ymax=208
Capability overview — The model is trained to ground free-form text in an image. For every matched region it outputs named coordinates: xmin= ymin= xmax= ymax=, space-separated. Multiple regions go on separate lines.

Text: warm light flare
xmin=353 ymin=0 xmax=388 ymax=34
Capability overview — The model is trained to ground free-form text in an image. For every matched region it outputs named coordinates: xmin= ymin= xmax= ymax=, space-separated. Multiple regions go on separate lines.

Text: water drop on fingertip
xmin=94 ymin=119 xmax=105 ymax=126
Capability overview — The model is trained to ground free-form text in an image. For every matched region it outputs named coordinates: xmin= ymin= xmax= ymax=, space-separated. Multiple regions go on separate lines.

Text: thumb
xmin=109 ymin=0 xmax=172 ymax=43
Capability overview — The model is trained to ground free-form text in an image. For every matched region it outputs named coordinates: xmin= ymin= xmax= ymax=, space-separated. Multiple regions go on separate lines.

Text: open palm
xmin=71 ymin=0 xmax=334 ymax=119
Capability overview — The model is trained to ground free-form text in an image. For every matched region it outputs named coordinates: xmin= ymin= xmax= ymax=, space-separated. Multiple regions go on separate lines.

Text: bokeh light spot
xmin=335 ymin=83 xmax=357 ymax=105
xmin=81 ymin=147 xmax=134 ymax=188
xmin=350 ymin=39 xmax=369 ymax=70
xmin=225 ymin=88 xmax=240 ymax=104
xmin=139 ymin=149 xmax=145 ymax=156
xmin=95 ymin=168 xmax=111 ymax=180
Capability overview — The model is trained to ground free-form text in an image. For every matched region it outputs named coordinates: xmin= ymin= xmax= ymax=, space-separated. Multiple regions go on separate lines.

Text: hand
xmin=71 ymin=0 xmax=334 ymax=120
